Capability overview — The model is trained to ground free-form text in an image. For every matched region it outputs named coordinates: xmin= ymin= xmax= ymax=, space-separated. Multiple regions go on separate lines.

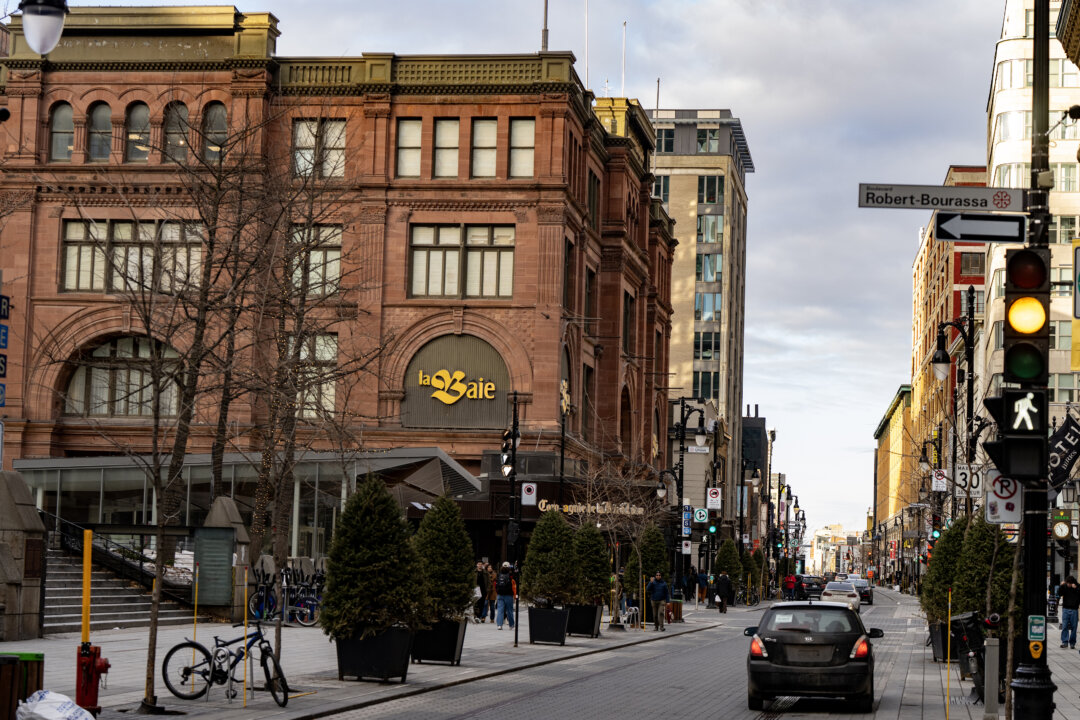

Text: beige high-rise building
xmin=646 ymin=109 xmax=753 ymax=485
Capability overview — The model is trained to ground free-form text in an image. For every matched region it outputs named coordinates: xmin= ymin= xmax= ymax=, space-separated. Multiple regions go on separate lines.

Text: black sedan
xmin=852 ymin=577 xmax=873 ymax=605
xmin=799 ymin=575 xmax=824 ymax=599
xmin=745 ymin=601 xmax=883 ymax=712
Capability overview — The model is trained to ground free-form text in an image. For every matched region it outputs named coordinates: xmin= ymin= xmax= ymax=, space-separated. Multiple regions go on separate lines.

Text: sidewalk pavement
xmin=0 ymin=597 xmax=734 ymax=719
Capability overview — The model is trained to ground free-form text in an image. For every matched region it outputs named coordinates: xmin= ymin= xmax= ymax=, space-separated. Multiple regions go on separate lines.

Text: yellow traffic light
xmin=1007 ymin=296 xmax=1047 ymax=334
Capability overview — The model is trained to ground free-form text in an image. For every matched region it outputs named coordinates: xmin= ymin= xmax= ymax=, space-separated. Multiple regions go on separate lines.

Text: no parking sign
xmin=706 ymin=487 xmax=721 ymax=510
xmin=522 ymin=482 xmax=537 ymax=506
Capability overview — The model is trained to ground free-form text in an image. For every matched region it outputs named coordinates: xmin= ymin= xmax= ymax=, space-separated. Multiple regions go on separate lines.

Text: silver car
xmin=820 ymin=582 xmax=861 ymax=612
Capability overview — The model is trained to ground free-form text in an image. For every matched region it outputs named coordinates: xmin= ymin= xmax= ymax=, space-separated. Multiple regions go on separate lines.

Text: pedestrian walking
xmin=687 ymin=566 xmax=699 ymax=606
xmin=1057 ymin=575 xmax=1080 ymax=648
xmin=783 ymin=572 xmax=796 ymax=600
xmin=485 ymin=563 xmax=498 ymax=622
xmin=697 ymin=568 xmax=708 ymax=603
xmin=715 ymin=569 xmax=732 ymax=613
xmin=645 ymin=571 xmax=670 ymax=631
xmin=617 ymin=567 xmax=627 ymax=614
xmin=494 ymin=561 xmax=517 ymax=630
xmin=474 ymin=561 xmax=490 ymax=622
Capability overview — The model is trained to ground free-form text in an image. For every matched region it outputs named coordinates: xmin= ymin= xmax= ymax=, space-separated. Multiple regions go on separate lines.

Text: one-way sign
xmin=935 ymin=212 xmax=1025 ymax=244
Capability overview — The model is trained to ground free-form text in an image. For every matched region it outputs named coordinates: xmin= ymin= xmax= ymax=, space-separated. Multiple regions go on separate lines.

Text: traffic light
xmin=1002 ymin=247 xmax=1050 ymax=385
xmin=500 ymin=428 xmax=517 ymax=477
xmin=926 ymin=535 xmax=938 ymax=563
xmin=983 ymin=388 xmax=1049 ymax=482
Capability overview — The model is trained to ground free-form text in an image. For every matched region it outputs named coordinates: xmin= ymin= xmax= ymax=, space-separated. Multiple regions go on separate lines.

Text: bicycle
xmin=161 ymin=620 xmax=289 ymax=707
xmin=248 ymin=566 xmax=278 ymax=621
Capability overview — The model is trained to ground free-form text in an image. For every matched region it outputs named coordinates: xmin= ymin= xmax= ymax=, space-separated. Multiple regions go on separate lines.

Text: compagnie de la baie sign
xmin=538 ymin=500 xmax=645 ymax=516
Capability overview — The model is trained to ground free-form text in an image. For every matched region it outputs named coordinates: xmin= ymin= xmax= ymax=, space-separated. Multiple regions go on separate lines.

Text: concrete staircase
xmin=44 ymin=548 xmax=197 ymax=635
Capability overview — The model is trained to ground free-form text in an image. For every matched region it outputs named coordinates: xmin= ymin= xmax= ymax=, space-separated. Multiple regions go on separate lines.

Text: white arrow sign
xmin=935 ymin=213 xmax=1025 ymax=244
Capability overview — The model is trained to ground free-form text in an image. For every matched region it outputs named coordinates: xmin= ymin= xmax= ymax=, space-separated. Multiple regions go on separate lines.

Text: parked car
xmin=835 ymin=573 xmax=849 ymax=582
xmin=851 ymin=577 xmax=873 ymax=605
xmin=744 ymin=601 xmax=883 ymax=711
xmin=821 ymin=582 xmax=861 ymax=612
xmin=799 ymin=575 xmax=825 ymax=599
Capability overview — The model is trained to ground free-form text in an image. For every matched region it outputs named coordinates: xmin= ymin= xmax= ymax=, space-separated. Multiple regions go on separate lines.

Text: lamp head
xmin=19 ymin=0 xmax=69 ymax=56
xmin=931 ymin=329 xmax=951 ymax=382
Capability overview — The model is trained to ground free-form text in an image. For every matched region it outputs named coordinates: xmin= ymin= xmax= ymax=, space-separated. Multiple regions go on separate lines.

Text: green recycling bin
xmin=11 ymin=653 xmax=43 ymax=703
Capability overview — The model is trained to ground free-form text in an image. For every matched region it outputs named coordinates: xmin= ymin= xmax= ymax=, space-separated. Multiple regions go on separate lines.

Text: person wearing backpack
xmin=495 ymin=561 xmax=517 ymax=630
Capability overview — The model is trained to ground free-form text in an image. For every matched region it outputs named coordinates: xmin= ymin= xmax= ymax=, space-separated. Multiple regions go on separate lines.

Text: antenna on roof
xmin=585 ymin=0 xmax=589 ymax=90
xmin=541 ymin=0 xmax=549 ymax=51
xmin=621 ymin=21 xmax=626 ymax=96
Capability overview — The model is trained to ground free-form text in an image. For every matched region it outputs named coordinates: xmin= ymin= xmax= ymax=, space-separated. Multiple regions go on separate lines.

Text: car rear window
xmin=852 ymin=579 xmax=868 ymax=587
xmin=825 ymin=582 xmax=854 ymax=591
xmin=760 ymin=607 xmax=857 ymax=633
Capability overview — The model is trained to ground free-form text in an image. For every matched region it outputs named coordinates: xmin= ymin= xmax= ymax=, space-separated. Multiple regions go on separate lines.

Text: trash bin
xmin=12 ymin=653 xmax=44 ymax=703
xmin=669 ymin=598 xmax=683 ymax=622
xmin=0 ymin=655 xmax=19 ymax=720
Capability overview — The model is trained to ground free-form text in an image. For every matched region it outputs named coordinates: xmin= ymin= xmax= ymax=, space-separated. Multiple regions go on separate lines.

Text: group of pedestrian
xmin=1058 ymin=575 xmax=1080 ymax=649
xmin=473 ymin=560 xmax=518 ymax=630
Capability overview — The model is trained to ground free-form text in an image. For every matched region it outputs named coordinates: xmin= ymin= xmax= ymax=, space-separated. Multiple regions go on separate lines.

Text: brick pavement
xmin=2 ymin=588 xmax=1076 ymax=718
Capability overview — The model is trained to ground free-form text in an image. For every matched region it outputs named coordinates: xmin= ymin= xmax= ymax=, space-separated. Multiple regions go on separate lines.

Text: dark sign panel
xmin=193 ymin=527 xmax=236 ymax=606
xmin=403 ymin=335 xmax=509 ymax=429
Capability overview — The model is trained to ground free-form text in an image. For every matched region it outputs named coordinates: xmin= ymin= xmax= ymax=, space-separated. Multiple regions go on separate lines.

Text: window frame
xmin=408 ymin=223 xmax=515 ymax=299
xmin=64 ymin=337 xmax=180 ymax=418
xmin=433 ymin=118 xmax=460 ymax=179
xmin=124 ymin=102 xmax=151 ymax=163
xmin=49 ymin=102 xmax=74 ymax=163
xmin=163 ymin=102 xmax=190 ymax=164
xmin=201 ymin=102 xmax=228 ymax=164
xmin=470 ymin=118 xmax=498 ymax=178
xmin=87 ymin=103 xmax=112 ymax=163
xmin=509 ymin=118 xmax=535 ymax=178
xmin=293 ymin=118 xmax=346 ymax=178
xmin=396 ymin=118 xmax=422 ymax=178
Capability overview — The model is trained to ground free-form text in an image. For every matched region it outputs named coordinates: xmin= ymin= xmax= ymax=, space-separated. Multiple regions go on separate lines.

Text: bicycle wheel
xmin=293 ymin=595 xmax=320 ymax=627
xmin=162 ymin=642 xmax=212 ymax=700
xmin=749 ymin=590 xmax=760 ymax=606
xmin=248 ymin=588 xmax=267 ymax=620
xmin=262 ymin=650 xmax=289 ymax=707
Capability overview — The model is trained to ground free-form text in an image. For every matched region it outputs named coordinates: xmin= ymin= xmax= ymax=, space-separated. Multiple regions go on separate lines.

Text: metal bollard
xmin=983 ymin=638 xmax=999 ymax=720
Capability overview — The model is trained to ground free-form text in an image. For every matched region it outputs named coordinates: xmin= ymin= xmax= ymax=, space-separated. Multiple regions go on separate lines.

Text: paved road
xmin=4 ymin=587 xmax=1079 ymax=718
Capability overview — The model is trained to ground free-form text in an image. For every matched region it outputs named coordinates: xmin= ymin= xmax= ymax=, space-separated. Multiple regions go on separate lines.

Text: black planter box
xmin=528 ymin=607 xmax=569 ymax=645
xmin=928 ymin=621 xmax=960 ymax=663
xmin=335 ymin=627 xmax=413 ymax=682
xmin=566 ymin=605 xmax=603 ymax=638
xmin=411 ymin=619 xmax=468 ymax=665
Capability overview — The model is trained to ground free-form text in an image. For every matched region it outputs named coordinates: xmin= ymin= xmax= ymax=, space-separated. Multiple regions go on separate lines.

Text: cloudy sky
xmin=71 ymin=0 xmax=1004 ymax=533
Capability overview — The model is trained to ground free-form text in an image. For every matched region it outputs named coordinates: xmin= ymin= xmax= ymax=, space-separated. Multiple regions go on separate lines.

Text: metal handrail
xmin=40 ymin=510 xmax=193 ymax=604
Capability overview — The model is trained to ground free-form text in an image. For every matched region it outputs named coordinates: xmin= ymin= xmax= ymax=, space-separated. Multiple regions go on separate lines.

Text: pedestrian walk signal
xmin=983 ymin=389 xmax=1048 ymax=481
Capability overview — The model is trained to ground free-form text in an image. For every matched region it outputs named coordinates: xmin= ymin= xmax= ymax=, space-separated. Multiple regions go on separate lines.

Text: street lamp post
xmin=671 ymin=398 xmax=706 ymax=586
xmin=739 ymin=460 xmax=759 ymax=557
xmin=931 ymin=286 xmax=976 ymax=515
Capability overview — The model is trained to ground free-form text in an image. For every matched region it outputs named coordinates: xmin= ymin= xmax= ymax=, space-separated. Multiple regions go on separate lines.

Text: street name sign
xmin=859 ymin=183 xmax=1024 ymax=213
xmin=935 ymin=213 xmax=1025 ymax=244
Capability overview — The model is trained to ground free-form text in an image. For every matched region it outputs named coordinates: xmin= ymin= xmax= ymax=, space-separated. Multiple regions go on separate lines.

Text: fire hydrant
xmin=75 ymin=642 xmax=110 ymax=715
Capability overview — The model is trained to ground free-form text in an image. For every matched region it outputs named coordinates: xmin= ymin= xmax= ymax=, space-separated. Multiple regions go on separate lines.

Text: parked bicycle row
xmin=246 ymin=555 xmax=326 ymax=627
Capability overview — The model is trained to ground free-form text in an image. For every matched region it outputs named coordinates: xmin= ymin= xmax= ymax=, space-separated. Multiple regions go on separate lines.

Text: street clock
xmin=1053 ymin=521 xmax=1071 ymax=540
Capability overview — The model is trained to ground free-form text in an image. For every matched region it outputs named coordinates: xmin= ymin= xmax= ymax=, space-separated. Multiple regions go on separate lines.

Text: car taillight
xmin=848 ymin=593 xmax=858 ymax=598
xmin=750 ymin=635 xmax=769 ymax=658
xmin=850 ymin=637 xmax=870 ymax=659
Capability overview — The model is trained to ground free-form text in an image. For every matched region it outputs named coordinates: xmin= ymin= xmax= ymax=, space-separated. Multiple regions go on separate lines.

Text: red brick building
xmin=0 ymin=7 xmax=675 ymax=560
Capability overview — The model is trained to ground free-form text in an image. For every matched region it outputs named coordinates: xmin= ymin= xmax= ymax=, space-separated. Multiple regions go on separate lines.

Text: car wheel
xmin=854 ymin=678 xmax=874 ymax=713
xmin=748 ymin=695 xmax=763 ymax=711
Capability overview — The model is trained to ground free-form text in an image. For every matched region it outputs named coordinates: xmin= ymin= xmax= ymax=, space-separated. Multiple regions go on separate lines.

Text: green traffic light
xmin=708 ymin=525 xmax=716 ymax=534
xmin=1004 ymin=344 xmax=1046 ymax=380
xmin=931 ymin=529 xmax=940 ymax=539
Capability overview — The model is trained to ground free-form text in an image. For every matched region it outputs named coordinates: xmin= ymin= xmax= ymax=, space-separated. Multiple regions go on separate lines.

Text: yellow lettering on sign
xmin=484 ymin=382 xmax=495 ymax=399
xmin=421 ymin=368 xmax=498 ymax=405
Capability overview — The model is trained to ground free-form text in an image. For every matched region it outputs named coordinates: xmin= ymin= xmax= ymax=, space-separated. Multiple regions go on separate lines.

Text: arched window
xmin=124 ymin=102 xmax=150 ymax=163
xmin=201 ymin=102 xmax=227 ymax=164
xmin=49 ymin=102 xmax=73 ymax=162
xmin=163 ymin=102 xmax=189 ymax=163
xmin=64 ymin=337 xmax=179 ymax=418
xmin=87 ymin=103 xmax=112 ymax=162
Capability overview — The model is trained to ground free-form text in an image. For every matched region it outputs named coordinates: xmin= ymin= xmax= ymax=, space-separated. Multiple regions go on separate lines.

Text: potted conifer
xmin=411 ymin=495 xmax=475 ymax=665
xmin=566 ymin=523 xmax=608 ymax=638
xmin=920 ymin=516 xmax=967 ymax=663
xmin=320 ymin=476 xmax=423 ymax=682
xmin=623 ymin=523 xmax=668 ymax=626
xmin=521 ymin=510 xmax=575 ymax=644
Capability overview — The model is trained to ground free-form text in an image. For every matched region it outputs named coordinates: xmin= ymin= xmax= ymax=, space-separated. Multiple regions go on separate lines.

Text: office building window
xmin=1054 ymin=163 xmax=1079 ymax=192
xmin=291 ymin=224 xmax=342 ymax=296
xmin=409 ymin=225 xmax=514 ymax=298
xmin=64 ymin=337 xmax=179 ymax=417
xmin=656 ymin=128 xmax=674 ymax=153
xmin=993 ymin=320 xmax=1004 ymax=350
xmin=396 ymin=119 xmax=422 ymax=177
xmin=694 ymin=331 xmax=718 ymax=360
xmin=697 ymin=215 xmax=722 ymax=244
xmin=992 ymin=268 xmax=1005 ymax=298
xmin=588 ymin=171 xmax=601 ymax=230
xmin=696 ymin=128 xmax=720 ymax=153
xmin=87 ymin=103 xmax=112 ymax=162
xmin=1051 ymin=216 xmax=1080 ymax=244
xmin=433 ymin=119 xmax=459 ymax=178
xmin=163 ymin=102 xmax=189 ymax=163
xmin=959 ymin=252 xmax=985 ymax=276
xmin=698 ymin=175 xmax=723 ymax=205
xmin=471 ymin=119 xmax=497 ymax=177
xmin=653 ymin=175 xmax=669 ymax=204
xmin=49 ymin=102 xmax=74 ymax=162
xmin=694 ymin=291 xmax=721 ymax=322
xmin=693 ymin=371 xmax=720 ymax=400
xmin=202 ymin=102 xmax=228 ymax=164
xmin=1052 ymin=321 xmax=1072 ymax=350
xmin=585 ymin=267 xmax=597 ymax=335
xmin=509 ymin=118 xmax=535 ymax=177
xmin=696 ymin=253 xmax=720 ymax=282
xmin=1053 ymin=267 xmax=1074 ymax=296
xmin=297 ymin=334 xmax=338 ymax=419
xmin=1053 ymin=373 xmax=1078 ymax=403
xmin=960 ymin=289 xmax=985 ymax=315
xmin=993 ymin=163 xmax=1030 ymax=189
xmin=293 ymin=118 xmax=346 ymax=178
xmin=994 ymin=110 xmax=1029 ymax=142
xmin=124 ymin=102 xmax=151 ymax=163
xmin=1051 ymin=59 xmax=1080 ymax=88
xmin=1051 ymin=110 xmax=1080 ymax=140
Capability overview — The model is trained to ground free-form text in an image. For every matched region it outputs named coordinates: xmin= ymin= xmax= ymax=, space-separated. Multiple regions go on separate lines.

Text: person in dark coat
xmin=645 ymin=571 xmax=671 ymax=631
xmin=715 ymin=569 xmax=732 ymax=613
xmin=1058 ymin=575 xmax=1080 ymax=648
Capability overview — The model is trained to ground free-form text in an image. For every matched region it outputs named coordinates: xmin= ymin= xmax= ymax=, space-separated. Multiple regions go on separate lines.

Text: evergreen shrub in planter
xmin=567 ymin=523 xmax=607 ymax=638
xmin=411 ymin=495 xmax=475 ymax=665
xmin=521 ymin=510 xmax=574 ymax=644
xmin=320 ymin=476 xmax=423 ymax=682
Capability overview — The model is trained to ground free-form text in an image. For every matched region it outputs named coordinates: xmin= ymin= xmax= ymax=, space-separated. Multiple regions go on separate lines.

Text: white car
xmin=820 ymin=582 xmax=861 ymax=612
